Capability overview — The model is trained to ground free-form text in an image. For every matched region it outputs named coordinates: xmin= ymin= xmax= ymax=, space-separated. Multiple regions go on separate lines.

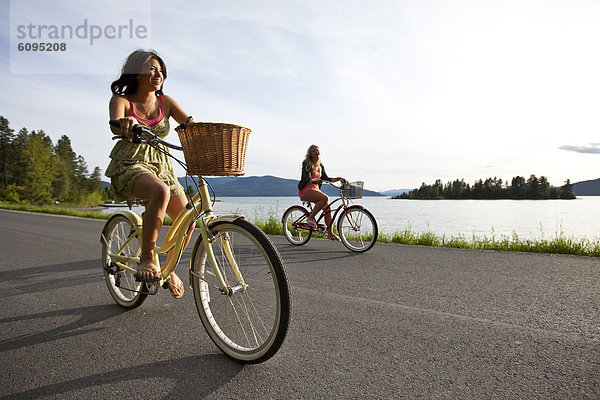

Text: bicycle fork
xmin=193 ymin=218 xmax=248 ymax=297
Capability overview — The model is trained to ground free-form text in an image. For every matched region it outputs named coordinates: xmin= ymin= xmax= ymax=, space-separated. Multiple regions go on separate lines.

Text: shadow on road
xmin=276 ymin=242 xmax=373 ymax=265
xmin=0 ymin=354 xmax=243 ymax=400
xmin=0 ymin=304 xmax=125 ymax=352
xmin=0 ymin=259 xmax=103 ymax=299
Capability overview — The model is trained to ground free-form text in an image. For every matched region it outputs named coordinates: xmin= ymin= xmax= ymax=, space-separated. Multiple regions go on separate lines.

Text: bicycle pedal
xmin=104 ymin=262 xmax=119 ymax=274
xmin=141 ymin=282 xmax=159 ymax=295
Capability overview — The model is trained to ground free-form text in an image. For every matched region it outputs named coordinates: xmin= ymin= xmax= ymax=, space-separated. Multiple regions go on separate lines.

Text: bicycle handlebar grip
xmin=109 ymin=120 xmax=142 ymax=134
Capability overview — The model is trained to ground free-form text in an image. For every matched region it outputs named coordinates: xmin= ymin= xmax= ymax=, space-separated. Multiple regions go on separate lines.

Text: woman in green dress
xmin=106 ymin=50 xmax=193 ymax=298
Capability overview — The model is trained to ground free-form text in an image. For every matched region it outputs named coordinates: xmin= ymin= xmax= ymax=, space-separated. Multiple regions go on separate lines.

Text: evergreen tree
xmin=510 ymin=176 xmax=526 ymax=199
xmin=53 ymin=135 xmax=77 ymax=201
xmin=526 ymin=175 xmax=540 ymax=199
xmin=558 ymin=179 xmax=576 ymax=199
xmin=0 ymin=116 xmax=104 ymax=205
xmin=89 ymin=166 xmax=102 ymax=193
xmin=12 ymin=128 xmax=30 ymax=186
xmin=395 ymin=174 xmax=576 ymax=200
xmin=0 ymin=117 xmax=15 ymax=188
xmin=23 ymin=133 xmax=56 ymax=203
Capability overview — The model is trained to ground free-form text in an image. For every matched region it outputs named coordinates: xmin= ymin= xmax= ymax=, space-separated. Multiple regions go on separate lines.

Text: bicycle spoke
xmin=338 ymin=208 xmax=378 ymax=252
xmin=192 ymin=220 xmax=290 ymax=363
xmin=102 ymin=215 xmax=147 ymax=309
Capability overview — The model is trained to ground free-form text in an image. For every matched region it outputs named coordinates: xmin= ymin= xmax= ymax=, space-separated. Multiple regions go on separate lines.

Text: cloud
xmin=559 ymin=144 xmax=600 ymax=154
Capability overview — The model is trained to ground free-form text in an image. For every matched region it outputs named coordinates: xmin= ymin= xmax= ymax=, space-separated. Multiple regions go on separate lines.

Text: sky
xmin=2 ymin=0 xmax=600 ymax=192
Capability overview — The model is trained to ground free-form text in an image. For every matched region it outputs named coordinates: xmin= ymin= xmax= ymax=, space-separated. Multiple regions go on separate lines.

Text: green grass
xmin=376 ymin=228 xmax=600 ymax=257
xmin=0 ymin=201 xmax=110 ymax=220
xmin=2 ymin=201 xmax=599 ymax=257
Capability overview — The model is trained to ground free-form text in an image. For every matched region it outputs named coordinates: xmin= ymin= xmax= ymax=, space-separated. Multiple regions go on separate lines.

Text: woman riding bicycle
xmin=105 ymin=49 xmax=194 ymax=297
xmin=297 ymin=145 xmax=345 ymax=241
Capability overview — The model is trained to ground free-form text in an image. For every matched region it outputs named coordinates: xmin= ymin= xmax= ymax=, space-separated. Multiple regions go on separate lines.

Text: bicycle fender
xmin=208 ymin=214 xmax=245 ymax=226
xmin=100 ymin=210 xmax=143 ymax=243
xmin=111 ymin=210 xmax=143 ymax=227
xmin=281 ymin=205 xmax=310 ymax=223
xmin=345 ymin=204 xmax=364 ymax=211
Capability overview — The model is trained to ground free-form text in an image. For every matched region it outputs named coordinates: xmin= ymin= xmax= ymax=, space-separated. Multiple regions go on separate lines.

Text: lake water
xmin=102 ymin=196 xmax=600 ymax=240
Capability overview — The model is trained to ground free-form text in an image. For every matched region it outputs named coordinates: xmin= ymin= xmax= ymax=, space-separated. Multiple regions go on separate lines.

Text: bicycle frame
xmin=101 ymin=158 xmax=245 ymax=295
xmin=303 ymin=188 xmax=363 ymax=233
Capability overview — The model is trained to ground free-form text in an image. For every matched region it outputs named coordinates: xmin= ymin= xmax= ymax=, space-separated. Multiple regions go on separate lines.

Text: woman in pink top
xmin=107 ymin=50 xmax=194 ymax=298
xmin=297 ymin=145 xmax=345 ymax=240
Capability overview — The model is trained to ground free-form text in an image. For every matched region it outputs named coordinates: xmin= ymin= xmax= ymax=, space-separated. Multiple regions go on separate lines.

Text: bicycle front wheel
xmin=337 ymin=206 xmax=378 ymax=252
xmin=282 ymin=206 xmax=312 ymax=245
xmin=191 ymin=218 xmax=291 ymax=363
xmin=101 ymin=214 xmax=147 ymax=309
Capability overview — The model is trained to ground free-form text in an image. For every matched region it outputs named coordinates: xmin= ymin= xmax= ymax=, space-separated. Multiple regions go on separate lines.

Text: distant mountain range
xmin=380 ymin=189 xmax=411 ymax=196
xmin=103 ymin=175 xmax=385 ymax=197
xmin=101 ymin=176 xmax=600 ymax=197
xmin=178 ymin=175 xmax=385 ymax=197
xmin=572 ymin=178 xmax=600 ymax=196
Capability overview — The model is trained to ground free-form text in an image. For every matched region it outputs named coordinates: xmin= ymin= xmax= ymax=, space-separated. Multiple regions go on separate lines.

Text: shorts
xmin=107 ymin=160 xmax=185 ymax=202
xmin=298 ymin=183 xmax=320 ymax=199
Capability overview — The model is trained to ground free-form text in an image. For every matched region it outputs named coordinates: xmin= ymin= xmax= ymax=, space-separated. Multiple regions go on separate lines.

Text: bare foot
xmin=136 ymin=260 xmax=161 ymax=281
xmin=327 ymin=232 xmax=340 ymax=241
xmin=167 ymin=272 xmax=184 ymax=299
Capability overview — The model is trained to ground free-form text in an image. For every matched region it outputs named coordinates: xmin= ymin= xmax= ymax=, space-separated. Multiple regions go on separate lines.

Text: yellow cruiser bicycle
xmin=101 ymin=121 xmax=290 ymax=363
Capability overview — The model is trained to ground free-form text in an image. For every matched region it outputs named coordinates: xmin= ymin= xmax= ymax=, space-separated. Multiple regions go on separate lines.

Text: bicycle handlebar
xmin=322 ymin=179 xmax=348 ymax=189
xmin=109 ymin=119 xmax=183 ymax=151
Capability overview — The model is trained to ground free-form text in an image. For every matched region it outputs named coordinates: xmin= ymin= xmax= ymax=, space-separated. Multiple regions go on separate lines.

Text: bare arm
xmin=161 ymin=95 xmax=194 ymax=125
xmin=109 ymin=95 xmax=137 ymax=137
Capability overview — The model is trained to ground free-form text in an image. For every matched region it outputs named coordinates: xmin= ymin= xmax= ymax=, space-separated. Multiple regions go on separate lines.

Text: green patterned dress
xmin=105 ymin=116 xmax=184 ymax=201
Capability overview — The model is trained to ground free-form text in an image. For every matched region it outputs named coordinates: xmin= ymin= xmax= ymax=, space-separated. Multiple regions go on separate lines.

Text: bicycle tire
xmin=282 ymin=205 xmax=312 ymax=245
xmin=101 ymin=214 xmax=147 ymax=309
xmin=337 ymin=206 xmax=378 ymax=252
xmin=190 ymin=218 xmax=291 ymax=363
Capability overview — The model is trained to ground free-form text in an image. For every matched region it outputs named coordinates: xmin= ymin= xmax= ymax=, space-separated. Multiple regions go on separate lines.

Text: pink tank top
xmin=298 ymin=167 xmax=321 ymax=198
xmin=128 ymin=96 xmax=164 ymax=127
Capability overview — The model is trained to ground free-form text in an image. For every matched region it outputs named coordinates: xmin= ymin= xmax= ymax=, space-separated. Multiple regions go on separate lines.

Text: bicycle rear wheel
xmin=191 ymin=218 xmax=291 ymax=363
xmin=101 ymin=214 xmax=147 ymax=309
xmin=337 ymin=206 xmax=378 ymax=252
xmin=282 ymin=206 xmax=312 ymax=245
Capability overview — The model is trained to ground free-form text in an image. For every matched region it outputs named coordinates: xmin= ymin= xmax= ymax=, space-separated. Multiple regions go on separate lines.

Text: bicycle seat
xmin=127 ymin=199 xmax=148 ymax=209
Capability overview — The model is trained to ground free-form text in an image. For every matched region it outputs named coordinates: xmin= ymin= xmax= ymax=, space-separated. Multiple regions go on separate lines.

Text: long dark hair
xmin=110 ymin=49 xmax=167 ymax=95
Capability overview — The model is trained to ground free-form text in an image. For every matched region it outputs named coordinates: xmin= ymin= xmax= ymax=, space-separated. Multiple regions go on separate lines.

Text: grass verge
xmin=2 ymin=201 xmax=598 ymax=257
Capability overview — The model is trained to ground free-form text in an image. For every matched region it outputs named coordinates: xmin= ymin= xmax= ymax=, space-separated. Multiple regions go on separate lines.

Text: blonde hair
xmin=303 ymin=144 xmax=321 ymax=171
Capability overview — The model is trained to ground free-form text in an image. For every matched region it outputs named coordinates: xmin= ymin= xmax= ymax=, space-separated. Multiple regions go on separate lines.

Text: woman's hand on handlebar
xmin=115 ymin=116 xmax=137 ymax=138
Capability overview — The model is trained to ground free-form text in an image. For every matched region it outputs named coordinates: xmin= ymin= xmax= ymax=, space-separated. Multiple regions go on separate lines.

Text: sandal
xmin=167 ymin=274 xmax=185 ymax=299
xmin=306 ymin=217 xmax=317 ymax=228
xmin=135 ymin=264 xmax=162 ymax=282
xmin=327 ymin=233 xmax=341 ymax=241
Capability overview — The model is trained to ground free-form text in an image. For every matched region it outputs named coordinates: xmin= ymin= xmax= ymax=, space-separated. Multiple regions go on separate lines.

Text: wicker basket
xmin=341 ymin=181 xmax=364 ymax=199
xmin=175 ymin=122 xmax=251 ymax=176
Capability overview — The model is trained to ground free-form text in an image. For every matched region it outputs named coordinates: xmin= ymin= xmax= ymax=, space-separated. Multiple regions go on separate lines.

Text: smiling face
xmin=136 ymin=57 xmax=165 ymax=93
xmin=307 ymin=145 xmax=321 ymax=165
xmin=310 ymin=146 xmax=320 ymax=161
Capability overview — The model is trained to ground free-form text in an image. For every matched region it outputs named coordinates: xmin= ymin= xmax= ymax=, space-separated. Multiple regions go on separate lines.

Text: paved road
xmin=0 ymin=208 xmax=599 ymax=399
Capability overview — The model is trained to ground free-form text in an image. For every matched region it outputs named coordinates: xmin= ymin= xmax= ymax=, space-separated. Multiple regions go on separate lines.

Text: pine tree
xmin=0 ymin=117 xmax=15 ymax=188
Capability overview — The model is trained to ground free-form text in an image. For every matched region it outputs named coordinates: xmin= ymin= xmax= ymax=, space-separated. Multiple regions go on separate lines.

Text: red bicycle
xmin=281 ymin=181 xmax=378 ymax=252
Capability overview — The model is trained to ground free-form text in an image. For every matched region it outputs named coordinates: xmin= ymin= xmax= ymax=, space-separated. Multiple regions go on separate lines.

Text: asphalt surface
xmin=0 ymin=208 xmax=599 ymax=399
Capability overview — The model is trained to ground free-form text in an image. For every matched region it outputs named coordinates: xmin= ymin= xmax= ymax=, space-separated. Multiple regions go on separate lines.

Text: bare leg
xmin=131 ymin=174 xmax=170 ymax=280
xmin=301 ymin=189 xmax=337 ymax=237
xmin=301 ymin=189 xmax=329 ymax=221
xmin=163 ymin=193 xmax=194 ymax=297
